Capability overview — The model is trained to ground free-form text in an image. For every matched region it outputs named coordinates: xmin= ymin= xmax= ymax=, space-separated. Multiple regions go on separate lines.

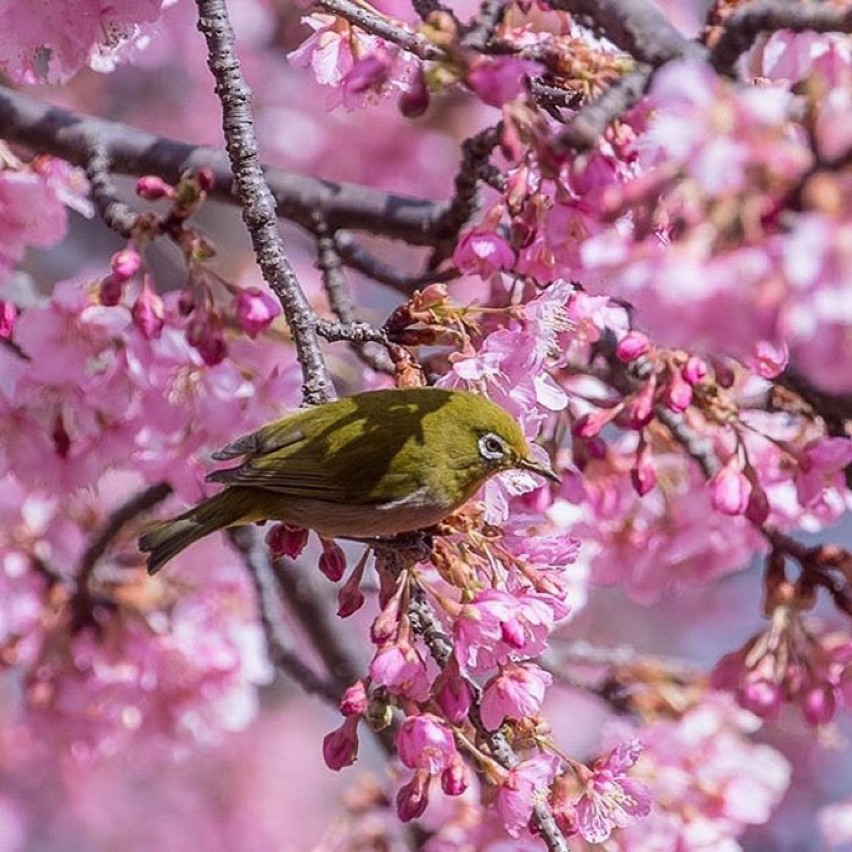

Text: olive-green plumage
xmin=139 ymin=387 xmax=557 ymax=574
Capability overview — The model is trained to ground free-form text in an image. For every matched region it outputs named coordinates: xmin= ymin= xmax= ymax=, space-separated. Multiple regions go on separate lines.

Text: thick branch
xmin=549 ymin=0 xmax=704 ymax=67
xmin=195 ymin=0 xmax=333 ymax=404
xmin=0 ymin=84 xmax=442 ymax=246
xmin=711 ymin=1 xmax=852 ymax=75
xmin=316 ymin=0 xmax=445 ymax=60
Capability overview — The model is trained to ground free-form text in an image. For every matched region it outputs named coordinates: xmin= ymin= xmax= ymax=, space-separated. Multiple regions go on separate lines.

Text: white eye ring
xmin=478 ymin=433 xmax=507 ymax=461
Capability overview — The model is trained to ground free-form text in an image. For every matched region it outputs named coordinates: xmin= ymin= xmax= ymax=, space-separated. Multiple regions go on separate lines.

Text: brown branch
xmin=557 ymin=65 xmax=651 ymax=151
xmin=408 ymin=585 xmax=570 ymax=852
xmin=335 ymin=232 xmax=459 ymax=294
xmin=462 ymin=0 xmax=509 ymax=51
xmin=710 ymin=0 xmax=852 ymax=76
xmin=0 ymin=84 xmax=443 ymax=247
xmin=71 ymin=482 xmax=172 ymax=628
xmin=195 ymin=0 xmax=334 ymax=404
xmin=315 ymin=0 xmax=445 ymax=60
xmin=548 ymin=0 xmax=704 ymax=67
xmin=84 ymin=143 xmax=140 ymax=238
xmin=228 ymin=527 xmax=342 ymax=702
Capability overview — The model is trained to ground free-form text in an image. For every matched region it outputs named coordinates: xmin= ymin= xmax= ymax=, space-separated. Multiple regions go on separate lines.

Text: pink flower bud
xmin=752 ymin=340 xmax=789 ymax=379
xmin=738 ymin=678 xmax=781 ymax=719
xmin=322 ymin=716 xmax=359 ymax=770
xmin=196 ymin=331 xmax=227 ymax=366
xmin=135 ymin=175 xmax=174 ymax=199
xmin=177 ymin=288 xmax=196 ymax=316
xmin=195 ymin=168 xmax=215 ymax=193
xmin=398 ymin=70 xmax=429 ymax=118
xmin=631 ymin=445 xmax=656 ymax=496
xmin=745 ymin=486 xmax=770 ymax=524
xmin=131 ymin=282 xmax=164 ymax=339
xmin=434 ymin=661 xmax=472 ymax=724
xmin=573 ymin=407 xmax=621 ymax=439
xmin=233 ymin=287 xmax=280 ymax=337
xmin=266 ymin=523 xmax=309 ymax=559
xmin=110 ymin=248 xmax=142 ymax=282
xmin=0 ymin=301 xmax=17 ymax=339
xmin=713 ymin=357 xmax=735 ymax=388
xmin=318 ymin=540 xmax=346 ymax=582
xmin=337 ymin=559 xmax=366 ymax=618
xmin=615 ymin=332 xmax=650 ymax=362
xmin=340 ymin=680 xmax=368 ymax=717
xmin=711 ymin=458 xmax=752 ymax=516
xmin=663 ymin=369 xmax=693 ymax=412
xmin=396 ymin=771 xmax=429 ymax=822
xmin=98 ymin=274 xmax=123 ymax=306
xmin=371 ymin=594 xmax=401 ymax=645
xmin=802 ymin=685 xmax=836 ymax=726
xmin=625 ymin=378 xmax=655 ymax=429
xmin=682 ymin=355 xmax=708 ymax=385
xmin=441 ymin=757 xmax=469 ymax=797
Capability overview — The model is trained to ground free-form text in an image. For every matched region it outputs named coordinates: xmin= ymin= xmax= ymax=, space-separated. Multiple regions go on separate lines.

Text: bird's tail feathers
xmin=138 ymin=490 xmax=250 ymax=575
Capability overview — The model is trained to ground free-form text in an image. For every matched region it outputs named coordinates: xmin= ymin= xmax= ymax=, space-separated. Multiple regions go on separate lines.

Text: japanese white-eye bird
xmin=139 ymin=387 xmax=558 ymax=574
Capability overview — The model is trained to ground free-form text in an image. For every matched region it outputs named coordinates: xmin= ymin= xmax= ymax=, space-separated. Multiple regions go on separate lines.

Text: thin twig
xmin=71 ymin=482 xmax=172 ymax=626
xmin=408 ymin=585 xmax=570 ymax=852
xmin=228 ymin=527 xmax=342 ymax=702
xmin=710 ymin=0 xmax=852 ymax=76
xmin=335 ymin=232 xmax=459 ymax=294
xmin=195 ymin=0 xmax=334 ymax=404
xmin=462 ymin=0 xmax=508 ymax=50
xmin=557 ymin=65 xmax=651 ymax=151
xmin=315 ymin=0 xmax=445 ymax=60
xmin=84 ymin=143 xmax=140 ymax=238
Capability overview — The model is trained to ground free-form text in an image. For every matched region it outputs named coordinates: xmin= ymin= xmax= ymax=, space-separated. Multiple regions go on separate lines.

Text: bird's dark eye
xmin=478 ymin=433 xmax=506 ymax=461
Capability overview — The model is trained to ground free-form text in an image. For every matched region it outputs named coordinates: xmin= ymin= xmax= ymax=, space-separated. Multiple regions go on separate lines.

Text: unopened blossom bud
xmin=177 ymin=288 xmax=196 ymax=316
xmin=322 ymin=716 xmax=359 ymax=770
xmin=135 ymin=175 xmax=174 ymax=199
xmin=131 ymin=281 xmax=164 ymax=339
xmin=371 ymin=593 xmax=401 ymax=645
xmin=195 ymin=168 xmax=215 ymax=193
xmin=682 ymin=355 xmax=708 ymax=385
xmin=631 ymin=444 xmax=656 ymax=496
xmin=318 ymin=540 xmax=346 ymax=582
xmin=196 ymin=330 xmax=227 ymax=366
xmin=234 ymin=287 xmax=280 ymax=337
xmin=616 ymin=331 xmax=650 ymax=362
xmin=399 ymin=70 xmax=430 ymax=118
xmin=266 ymin=523 xmax=309 ymax=559
xmin=663 ymin=369 xmax=693 ymax=412
xmin=110 ymin=248 xmax=142 ymax=282
xmin=441 ymin=756 xmax=470 ymax=796
xmin=99 ymin=274 xmax=123 ymax=306
xmin=337 ymin=557 xmax=367 ymax=618
xmin=802 ymin=685 xmax=836 ymax=726
xmin=434 ymin=661 xmax=473 ymax=724
xmin=752 ymin=340 xmax=789 ymax=379
xmin=0 ymin=301 xmax=17 ymax=339
xmin=625 ymin=378 xmax=655 ymax=429
xmin=739 ymin=678 xmax=782 ymax=719
xmin=745 ymin=485 xmax=771 ymax=524
xmin=396 ymin=771 xmax=429 ymax=822
xmin=711 ymin=457 xmax=752 ymax=516
xmin=340 ymin=680 xmax=368 ymax=717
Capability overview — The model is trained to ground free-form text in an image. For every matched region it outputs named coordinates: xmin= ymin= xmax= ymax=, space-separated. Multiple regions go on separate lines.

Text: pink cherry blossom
xmin=573 ymin=740 xmax=652 ymax=843
xmin=480 ymin=663 xmax=553 ymax=730
xmin=396 ymin=714 xmax=457 ymax=775
xmin=496 ymin=752 xmax=561 ymax=837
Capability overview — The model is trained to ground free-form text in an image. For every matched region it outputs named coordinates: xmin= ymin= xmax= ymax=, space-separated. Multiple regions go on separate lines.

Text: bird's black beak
xmin=518 ymin=457 xmax=560 ymax=484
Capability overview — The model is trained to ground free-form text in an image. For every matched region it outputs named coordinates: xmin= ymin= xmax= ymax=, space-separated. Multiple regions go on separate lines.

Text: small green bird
xmin=139 ymin=387 xmax=558 ymax=574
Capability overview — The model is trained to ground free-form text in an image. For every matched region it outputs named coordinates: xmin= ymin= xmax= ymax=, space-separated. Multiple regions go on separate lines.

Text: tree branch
xmin=710 ymin=0 xmax=852 ymax=76
xmin=0 ymin=84 xmax=443 ymax=246
xmin=548 ymin=0 xmax=704 ymax=67
xmin=228 ymin=527 xmax=342 ymax=702
xmin=195 ymin=0 xmax=333 ymax=404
